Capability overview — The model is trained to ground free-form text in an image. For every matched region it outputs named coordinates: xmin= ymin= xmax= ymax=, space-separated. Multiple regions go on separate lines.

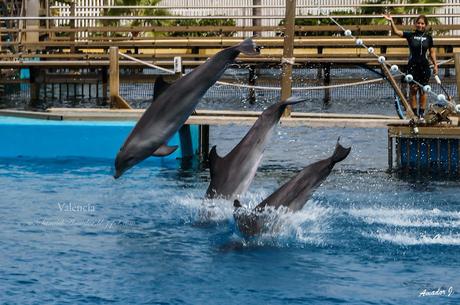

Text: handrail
xmin=2 ymin=24 xmax=460 ymax=33
xmin=4 ymin=14 xmax=460 ymax=21
xmin=48 ymin=3 xmax=460 ymax=9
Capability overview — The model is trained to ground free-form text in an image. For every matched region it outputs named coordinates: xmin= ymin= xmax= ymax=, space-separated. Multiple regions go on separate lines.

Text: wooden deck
xmin=0 ymin=108 xmax=407 ymax=128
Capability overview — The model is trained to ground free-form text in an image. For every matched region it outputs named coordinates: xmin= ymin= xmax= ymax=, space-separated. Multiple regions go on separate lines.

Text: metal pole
xmin=281 ymin=0 xmax=296 ymax=117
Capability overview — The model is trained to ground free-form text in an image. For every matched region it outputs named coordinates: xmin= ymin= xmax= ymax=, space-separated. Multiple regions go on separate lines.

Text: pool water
xmin=1 ymin=126 xmax=459 ymax=304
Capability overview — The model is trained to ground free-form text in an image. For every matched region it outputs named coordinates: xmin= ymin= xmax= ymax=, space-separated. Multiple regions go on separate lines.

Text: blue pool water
xmin=1 ymin=126 xmax=459 ymax=304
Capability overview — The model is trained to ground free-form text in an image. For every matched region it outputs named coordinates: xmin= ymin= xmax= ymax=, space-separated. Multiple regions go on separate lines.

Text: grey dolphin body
xmin=233 ymin=140 xmax=351 ymax=237
xmin=205 ymin=96 xmax=308 ymax=199
xmin=114 ymin=38 xmax=259 ymax=178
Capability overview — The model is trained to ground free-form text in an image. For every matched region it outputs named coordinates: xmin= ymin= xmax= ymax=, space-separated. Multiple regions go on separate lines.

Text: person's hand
xmin=383 ymin=14 xmax=393 ymax=22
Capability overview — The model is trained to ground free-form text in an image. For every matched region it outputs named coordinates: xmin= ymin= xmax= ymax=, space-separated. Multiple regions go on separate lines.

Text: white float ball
xmin=368 ymin=47 xmax=375 ymax=54
xmin=455 ymin=104 xmax=460 ymax=113
xmin=390 ymin=65 xmax=399 ymax=73
xmin=344 ymin=29 xmax=352 ymax=36
xmin=377 ymin=56 xmax=386 ymax=63
xmin=437 ymin=94 xmax=447 ymax=102
xmin=423 ymin=85 xmax=432 ymax=93
xmin=355 ymin=38 xmax=363 ymax=46
xmin=404 ymin=74 xmax=414 ymax=82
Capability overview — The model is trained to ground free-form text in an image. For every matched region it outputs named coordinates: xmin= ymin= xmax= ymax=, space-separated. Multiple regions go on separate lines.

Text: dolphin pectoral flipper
xmin=152 ymin=144 xmax=178 ymax=156
xmin=332 ymin=138 xmax=351 ymax=163
xmin=153 ymin=76 xmax=172 ymax=101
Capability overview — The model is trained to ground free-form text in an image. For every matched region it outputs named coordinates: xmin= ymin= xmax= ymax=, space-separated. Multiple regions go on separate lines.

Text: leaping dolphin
xmin=114 ymin=38 xmax=260 ymax=178
xmin=233 ymin=140 xmax=351 ymax=237
xmin=205 ymin=96 xmax=308 ymax=199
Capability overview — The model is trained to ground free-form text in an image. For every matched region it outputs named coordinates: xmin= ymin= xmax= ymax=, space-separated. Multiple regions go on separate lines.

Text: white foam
xmin=255 ymin=200 xmax=333 ymax=246
xmin=349 ymin=207 xmax=460 ymax=228
xmin=371 ymin=232 xmax=460 ymax=246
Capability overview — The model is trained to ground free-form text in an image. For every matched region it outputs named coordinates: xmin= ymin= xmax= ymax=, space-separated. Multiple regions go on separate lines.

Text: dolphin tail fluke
xmin=152 ymin=144 xmax=178 ymax=156
xmin=331 ymin=138 xmax=351 ymax=164
xmin=282 ymin=95 xmax=309 ymax=106
xmin=236 ymin=38 xmax=260 ymax=55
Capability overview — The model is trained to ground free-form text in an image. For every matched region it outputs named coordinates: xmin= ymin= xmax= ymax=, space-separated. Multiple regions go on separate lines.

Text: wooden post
xmin=323 ymin=63 xmax=331 ymax=105
xmin=454 ymin=52 xmax=460 ymax=100
xmin=199 ymin=125 xmax=210 ymax=163
xmin=252 ymin=0 xmax=262 ymax=37
xmin=109 ymin=47 xmax=131 ymax=109
xmin=24 ymin=0 xmax=40 ymax=52
xmin=280 ymin=0 xmax=296 ymax=117
xmin=248 ymin=65 xmax=256 ymax=104
xmin=29 ymin=67 xmax=39 ymax=103
xmin=101 ymin=67 xmax=108 ymax=102
xmin=69 ymin=2 xmax=76 ymax=53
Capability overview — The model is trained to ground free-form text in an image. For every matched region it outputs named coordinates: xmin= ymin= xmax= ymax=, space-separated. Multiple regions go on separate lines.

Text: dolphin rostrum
xmin=114 ymin=38 xmax=260 ymax=178
xmin=205 ymin=96 xmax=308 ymax=199
xmin=233 ymin=140 xmax=351 ymax=237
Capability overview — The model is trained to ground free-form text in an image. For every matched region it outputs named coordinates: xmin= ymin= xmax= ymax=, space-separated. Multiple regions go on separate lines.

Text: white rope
xmin=281 ymin=57 xmax=296 ymax=65
xmin=326 ymin=15 xmax=457 ymax=107
xmin=118 ymin=52 xmax=175 ymax=74
xmin=119 ymin=51 xmax=391 ymax=91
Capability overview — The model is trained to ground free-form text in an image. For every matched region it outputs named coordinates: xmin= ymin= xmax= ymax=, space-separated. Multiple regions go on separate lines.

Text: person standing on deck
xmin=383 ymin=14 xmax=438 ymax=121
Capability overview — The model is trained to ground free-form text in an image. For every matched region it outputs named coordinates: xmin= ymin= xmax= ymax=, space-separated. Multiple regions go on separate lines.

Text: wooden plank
xmin=1 ymin=108 xmax=405 ymax=128
xmin=46 ymin=108 xmax=399 ymax=120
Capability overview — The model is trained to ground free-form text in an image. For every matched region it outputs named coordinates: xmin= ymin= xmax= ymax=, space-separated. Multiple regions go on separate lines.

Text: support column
xmin=280 ymin=0 xmax=296 ymax=117
xmin=109 ymin=47 xmax=131 ymax=109
xmin=24 ymin=0 xmax=40 ymax=52
xmin=252 ymin=0 xmax=262 ymax=37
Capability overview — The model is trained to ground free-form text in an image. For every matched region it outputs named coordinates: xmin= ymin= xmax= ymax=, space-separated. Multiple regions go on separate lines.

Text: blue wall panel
xmin=0 ymin=116 xmax=199 ymax=160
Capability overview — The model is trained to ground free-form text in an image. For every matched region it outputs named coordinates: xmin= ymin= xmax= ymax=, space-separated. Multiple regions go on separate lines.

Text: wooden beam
xmin=109 ymin=46 xmax=131 ymax=109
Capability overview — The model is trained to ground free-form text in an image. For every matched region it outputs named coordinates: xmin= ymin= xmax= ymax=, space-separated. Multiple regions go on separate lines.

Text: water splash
xmin=349 ymin=207 xmax=460 ymax=228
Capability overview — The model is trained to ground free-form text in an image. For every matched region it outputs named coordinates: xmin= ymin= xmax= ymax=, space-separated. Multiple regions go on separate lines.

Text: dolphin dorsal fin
xmin=209 ymin=145 xmax=223 ymax=178
xmin=153 ymin=76 xmax=171 ymax=101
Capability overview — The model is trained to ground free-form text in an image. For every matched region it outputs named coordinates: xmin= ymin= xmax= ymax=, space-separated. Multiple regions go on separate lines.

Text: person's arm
xmin=429 ymin=47 xmax=438 ymax=75
xmin=383 ymin=14 xmax=404 ymax=37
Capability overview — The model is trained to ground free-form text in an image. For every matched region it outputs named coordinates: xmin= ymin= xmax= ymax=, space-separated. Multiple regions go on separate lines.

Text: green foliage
xmin=360 ymin=0 xmax=445 ymax=30
xmin=169 ymin=18 xmax=236 ymax=37
xmin=279 ymin=1 xmax=445 ymax=37
xmin=103 ymin=0 xmax=170 ymax=27
xmin=278 ymin=11 xmax=359 ymax=36
xmin=102 ymin=0 xmax=236 ymax=37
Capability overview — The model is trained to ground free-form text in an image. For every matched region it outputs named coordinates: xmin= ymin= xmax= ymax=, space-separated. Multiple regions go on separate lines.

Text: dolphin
xmin=233 ymin=140 xmax=351 ymax=237
xmin=114 ymin=38 xmax=260 ymax=178
xmin=205 ymin=96 xmax=309 ymax=199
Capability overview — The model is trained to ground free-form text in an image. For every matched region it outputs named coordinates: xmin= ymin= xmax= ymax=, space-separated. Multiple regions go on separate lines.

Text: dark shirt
xmin=403 ymin=30 xmax=433 ymax=64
